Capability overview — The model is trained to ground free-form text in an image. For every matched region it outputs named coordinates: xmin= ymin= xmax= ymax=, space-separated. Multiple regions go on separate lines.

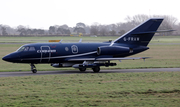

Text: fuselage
xmin=2 ymin=42 xmax=148 ymax=64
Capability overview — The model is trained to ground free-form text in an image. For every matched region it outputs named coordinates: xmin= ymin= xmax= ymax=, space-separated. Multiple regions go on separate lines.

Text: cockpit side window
xmin=17 ymin=46 xmax=25 ymax=52
xmin=17 ymin=46 xmax=36 ymax=52
xmin=24 ymin=47 xmax=29 ymax=51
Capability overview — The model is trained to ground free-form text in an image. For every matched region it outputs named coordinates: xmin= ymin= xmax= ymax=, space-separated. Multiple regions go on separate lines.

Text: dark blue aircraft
xmin=2 ymin=18 xmax=166 ymax=73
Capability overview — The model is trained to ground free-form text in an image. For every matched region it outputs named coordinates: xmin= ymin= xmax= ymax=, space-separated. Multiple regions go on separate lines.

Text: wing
xmin=67 ymin=58 xmax=95 ymax=61
xmin=67 ymin=57 xmax=150 ymax=61
xmin=96 ymin=57 xmax=150 ymax=61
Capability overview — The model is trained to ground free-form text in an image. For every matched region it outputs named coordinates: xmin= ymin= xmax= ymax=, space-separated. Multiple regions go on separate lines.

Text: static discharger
xmin=48 ymin=40 xmax=61 ymax=42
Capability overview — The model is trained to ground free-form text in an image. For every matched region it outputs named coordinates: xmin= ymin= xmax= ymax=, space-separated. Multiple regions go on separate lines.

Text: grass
xmin=0 ymin=36 xmax=118 ymax=43
xmin=0 ymin=36 xmax=180 ymax=72
xmin=0 ymin=72 xmax=180 ymax=106
xmin=0 ymin=36 xmax=180 ymax=106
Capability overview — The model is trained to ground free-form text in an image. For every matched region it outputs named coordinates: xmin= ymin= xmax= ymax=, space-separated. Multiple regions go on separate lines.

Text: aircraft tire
xmin=79 ymin=68 xmax=86 ymax=72
xmin=92 ymin=67 xmax=100 ymax=73
xmin=32 ymin=69 xmax=37 ymax=73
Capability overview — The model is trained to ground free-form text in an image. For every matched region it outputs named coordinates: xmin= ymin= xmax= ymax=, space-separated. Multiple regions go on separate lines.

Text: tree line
xmin=0 ymin=14 xmax=179 ymax=36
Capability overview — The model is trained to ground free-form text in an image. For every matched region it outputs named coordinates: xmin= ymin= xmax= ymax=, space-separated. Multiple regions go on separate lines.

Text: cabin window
xmin=29 ymin=47 xmax=36 ymax=51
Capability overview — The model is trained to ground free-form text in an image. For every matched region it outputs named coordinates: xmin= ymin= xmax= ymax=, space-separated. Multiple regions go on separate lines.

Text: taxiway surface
xmin=0 ymin=68 xmax=180 ymax=77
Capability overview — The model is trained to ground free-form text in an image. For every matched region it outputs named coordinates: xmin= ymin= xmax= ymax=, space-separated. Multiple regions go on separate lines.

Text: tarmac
xmin=0 ymin=68 xmax=180 ymax=77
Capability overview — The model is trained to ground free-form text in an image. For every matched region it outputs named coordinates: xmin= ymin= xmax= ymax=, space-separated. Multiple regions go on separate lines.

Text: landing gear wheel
xmin=31 ymin=64 xmax=37 ymax=73
xmin=92 ymin=67 xmax=100 ymax=73
xmin=79 ymin=68 xmax=86 ymax=72
xmin=32 ymin=69 xmax=37 ymax=73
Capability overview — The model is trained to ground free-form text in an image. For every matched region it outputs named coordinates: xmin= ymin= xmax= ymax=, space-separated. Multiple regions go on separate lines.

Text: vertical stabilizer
xmin=111 ymin=18 xmax=163 ymax=46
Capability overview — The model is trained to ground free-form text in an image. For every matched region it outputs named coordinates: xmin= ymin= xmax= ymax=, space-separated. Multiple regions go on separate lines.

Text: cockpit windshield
xmin=16 ymin=46 xmax=36 ymax=52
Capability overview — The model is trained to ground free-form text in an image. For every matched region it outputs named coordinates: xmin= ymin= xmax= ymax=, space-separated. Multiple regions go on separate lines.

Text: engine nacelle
xmin=97 ymin=46 xmax=129 ymax=55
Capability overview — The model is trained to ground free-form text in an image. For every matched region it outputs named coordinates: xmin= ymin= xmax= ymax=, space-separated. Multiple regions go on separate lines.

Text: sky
xmin=0 ymin=0 xmax=179 ymax=29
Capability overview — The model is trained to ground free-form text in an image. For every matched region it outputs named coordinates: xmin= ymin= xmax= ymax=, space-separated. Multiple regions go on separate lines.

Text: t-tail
xmin=111 ymin=18 xmax=164 ymax=46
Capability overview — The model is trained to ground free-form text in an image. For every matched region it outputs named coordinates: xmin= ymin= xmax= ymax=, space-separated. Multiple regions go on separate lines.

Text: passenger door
xmin=40 ymin=46 xmax=51 ymax=63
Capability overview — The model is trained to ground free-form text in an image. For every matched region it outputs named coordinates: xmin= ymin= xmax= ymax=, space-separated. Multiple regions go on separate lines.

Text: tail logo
xmin=123 ymin=37 xmax=140 ymax=42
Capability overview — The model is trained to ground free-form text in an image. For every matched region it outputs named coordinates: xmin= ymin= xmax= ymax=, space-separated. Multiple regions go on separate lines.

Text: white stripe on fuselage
xmin=23 ymin=51 xmax=97 ymax=60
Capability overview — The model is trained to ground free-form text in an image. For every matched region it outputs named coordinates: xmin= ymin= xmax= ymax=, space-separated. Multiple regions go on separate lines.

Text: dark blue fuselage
xmin=2 ymin=42 xmax=148 ymax=64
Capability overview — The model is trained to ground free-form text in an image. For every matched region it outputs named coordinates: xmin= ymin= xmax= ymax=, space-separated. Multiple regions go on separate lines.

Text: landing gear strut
xmin=92 ymin=67 xmax=100 ymax=73
xmin=31 ymin=64 xmax=37 ymax=73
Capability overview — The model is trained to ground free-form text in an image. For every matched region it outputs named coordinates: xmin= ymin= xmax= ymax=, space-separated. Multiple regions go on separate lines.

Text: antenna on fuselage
xmin=59 ymin=39 xmax=63 ymax=43
xmin=79 ymin=38 xmax=82 ymax=43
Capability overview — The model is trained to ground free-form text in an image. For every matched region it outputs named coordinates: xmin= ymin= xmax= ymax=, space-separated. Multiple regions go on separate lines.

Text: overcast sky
xmin=0 ymin=0 xmax=179 ymax=29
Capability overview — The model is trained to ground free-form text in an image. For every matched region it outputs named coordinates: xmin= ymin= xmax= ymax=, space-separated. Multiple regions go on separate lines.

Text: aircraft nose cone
xmin=2 ymin=53 xmax=20 ymax=62
xmin=2 ymin=55 xmax=11 ymax=62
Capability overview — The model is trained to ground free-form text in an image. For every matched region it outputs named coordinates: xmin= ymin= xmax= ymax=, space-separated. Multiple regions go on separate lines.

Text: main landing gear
xmin=31 ymin=64 xmax=37 ymax=73
xmin=78 ymin=67 xmax=100 ymax=73
xmin=92 ymin=67 xmax=100 ymax=73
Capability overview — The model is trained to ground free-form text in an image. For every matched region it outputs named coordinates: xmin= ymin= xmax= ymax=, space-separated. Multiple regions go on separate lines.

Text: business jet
xmin=3 ymin=18 xmax=169 ymax=73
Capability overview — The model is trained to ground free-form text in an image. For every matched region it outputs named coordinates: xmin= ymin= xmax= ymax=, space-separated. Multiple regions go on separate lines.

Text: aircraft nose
xmin=2 ymin=56 xmax=6 ymax=61
xmin=2 ymin=53 xmax=20 ymax=62
xmin=2 ymin=54 xmax=12 ymax=62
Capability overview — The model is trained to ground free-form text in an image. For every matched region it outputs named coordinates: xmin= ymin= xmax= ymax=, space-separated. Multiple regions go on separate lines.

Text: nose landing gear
xmin=31 ymin=64 xmax=37 ymax=73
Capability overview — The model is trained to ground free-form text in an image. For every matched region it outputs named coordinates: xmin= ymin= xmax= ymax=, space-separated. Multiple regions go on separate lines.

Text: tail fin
xmin=111 ymin=18 xmax=164 ymax=46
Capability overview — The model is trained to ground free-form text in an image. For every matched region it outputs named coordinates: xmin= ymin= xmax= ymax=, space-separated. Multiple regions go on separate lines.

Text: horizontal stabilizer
xmin=132 ymin=30 xmax=175 ymax=35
